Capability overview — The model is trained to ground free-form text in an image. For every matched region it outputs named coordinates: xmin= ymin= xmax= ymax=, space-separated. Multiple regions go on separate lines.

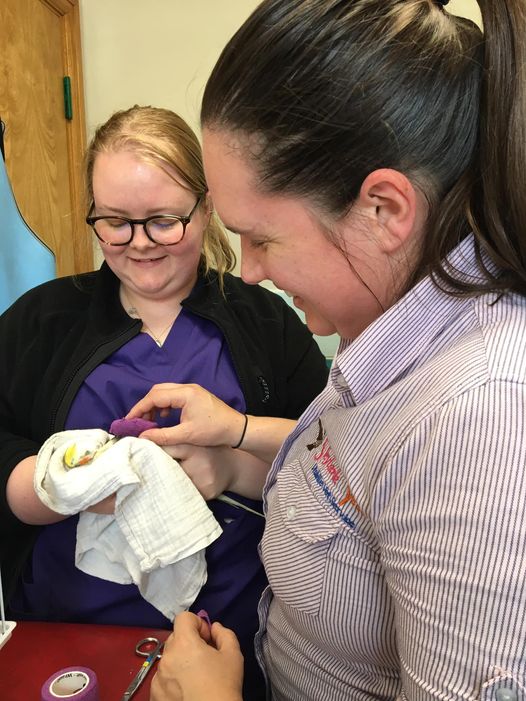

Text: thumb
xmin=140 ymin=426 xmax=189 ymax=446
xmin=210 ymin=622 xmax=242 ymax=654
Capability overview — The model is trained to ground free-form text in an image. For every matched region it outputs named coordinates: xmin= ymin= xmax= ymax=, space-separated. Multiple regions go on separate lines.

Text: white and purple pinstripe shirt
xmin=256 ymin=236 xmax=526 ymax=701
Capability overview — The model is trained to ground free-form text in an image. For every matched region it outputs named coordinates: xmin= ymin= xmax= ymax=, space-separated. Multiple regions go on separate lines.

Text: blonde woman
xmin=0 ymin=106 xmax=328 ymax=701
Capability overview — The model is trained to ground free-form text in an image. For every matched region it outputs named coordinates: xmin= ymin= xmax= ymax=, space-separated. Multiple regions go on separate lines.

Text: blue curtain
xmin=0 ymin=120 xmax=56 ymax=314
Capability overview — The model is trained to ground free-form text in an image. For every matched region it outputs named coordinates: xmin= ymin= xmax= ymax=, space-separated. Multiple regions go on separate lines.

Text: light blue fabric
xmin=0 ymin=139 xmax=55 ymax=314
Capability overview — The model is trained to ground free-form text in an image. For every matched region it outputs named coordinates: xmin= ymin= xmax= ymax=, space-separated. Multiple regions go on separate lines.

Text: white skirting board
xmin=0 ymin=620 xmax=17 ymax=650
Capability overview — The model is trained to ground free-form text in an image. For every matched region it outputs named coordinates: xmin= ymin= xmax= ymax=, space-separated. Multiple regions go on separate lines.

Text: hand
xmin=126 ymin=383 xmax=246 ymax=449
xmin=164 ymin=444 xmax=234 ymax=500
xmin=150 ymin=612 xmax=244 ymax=701
xmin=85 ymin=494 xmax=116 ymax=515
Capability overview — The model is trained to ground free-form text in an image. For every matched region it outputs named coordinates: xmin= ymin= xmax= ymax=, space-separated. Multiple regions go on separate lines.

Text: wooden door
xmin=0 ymin=0 xmax=93 ymax=276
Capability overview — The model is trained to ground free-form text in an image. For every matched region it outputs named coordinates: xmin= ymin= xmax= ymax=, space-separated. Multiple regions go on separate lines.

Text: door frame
xmin=44 ymin=0 xmax=92 ymax=273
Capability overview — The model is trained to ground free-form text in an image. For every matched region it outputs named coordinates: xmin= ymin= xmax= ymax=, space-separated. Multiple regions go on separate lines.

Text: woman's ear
xmin=356 ymin=169 xmax=425 ymax=254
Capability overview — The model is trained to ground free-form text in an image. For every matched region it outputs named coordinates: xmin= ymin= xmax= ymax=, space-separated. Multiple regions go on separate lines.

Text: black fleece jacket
xmin=0 ymin=263 xmax=328 ymax=603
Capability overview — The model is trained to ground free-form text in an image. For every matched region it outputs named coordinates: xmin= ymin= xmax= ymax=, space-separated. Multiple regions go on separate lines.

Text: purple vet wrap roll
xmin=41 ymin=667 xmax=100 ymax=701
xmin=196 ymin=609 xmax=212 ymax=631
xmin=109 ymin=417 xmax=159 ymax=438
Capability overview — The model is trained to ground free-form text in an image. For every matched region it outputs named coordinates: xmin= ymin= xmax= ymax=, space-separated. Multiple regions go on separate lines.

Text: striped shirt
xmin=255 ymin=236 xmax=526 ymax=701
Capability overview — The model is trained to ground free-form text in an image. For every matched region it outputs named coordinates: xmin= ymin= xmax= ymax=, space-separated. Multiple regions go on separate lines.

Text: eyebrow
xmin=223 ymin=223 xmax=256 ymax=236
xmin=95 ymin=204 xmax=191 ymax=216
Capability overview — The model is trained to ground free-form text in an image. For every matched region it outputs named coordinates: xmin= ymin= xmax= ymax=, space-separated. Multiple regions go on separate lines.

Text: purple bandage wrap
xmin=109 ymin=417 xmax=159 ymax=437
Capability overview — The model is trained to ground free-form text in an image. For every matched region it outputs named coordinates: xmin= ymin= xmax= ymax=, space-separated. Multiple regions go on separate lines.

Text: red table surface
xmin=0 ymin=621 xmax=171 ymax=701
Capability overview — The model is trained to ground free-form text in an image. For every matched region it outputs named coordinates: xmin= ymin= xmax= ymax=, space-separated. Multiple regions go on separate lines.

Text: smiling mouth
xmin=131 ymin=257 xmax=165 ymax=263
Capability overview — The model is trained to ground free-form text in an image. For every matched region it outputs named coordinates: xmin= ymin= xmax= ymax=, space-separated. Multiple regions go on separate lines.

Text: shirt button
xmin=286 ymin=505 xmax=297 ymax=520
xmin=496 ymin=688 xmax=517 ymax=701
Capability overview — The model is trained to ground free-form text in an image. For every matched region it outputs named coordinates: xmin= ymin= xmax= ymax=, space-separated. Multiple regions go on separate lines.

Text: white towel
xmin=34 ymin=429 xmax=222 ymax=620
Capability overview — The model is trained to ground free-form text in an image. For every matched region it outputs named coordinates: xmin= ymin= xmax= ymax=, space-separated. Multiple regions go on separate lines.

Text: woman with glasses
xmin=124 ymin=1 xmax=526 ymax=700
xmin=0 ymin=105 xmax=328 ymax=700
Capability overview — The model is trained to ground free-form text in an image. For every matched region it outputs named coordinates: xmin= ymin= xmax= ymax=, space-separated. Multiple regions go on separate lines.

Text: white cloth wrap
xmin=34 ymin=429 xmax=222 ymax=620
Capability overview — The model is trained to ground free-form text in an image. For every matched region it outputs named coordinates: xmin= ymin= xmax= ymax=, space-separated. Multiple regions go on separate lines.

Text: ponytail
xmin=467 ymin=0 xmax=526 ymax=295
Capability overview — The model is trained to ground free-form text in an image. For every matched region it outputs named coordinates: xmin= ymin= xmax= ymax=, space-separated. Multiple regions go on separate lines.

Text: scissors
xmin=120 ymin=636 xmax=164 ymax=700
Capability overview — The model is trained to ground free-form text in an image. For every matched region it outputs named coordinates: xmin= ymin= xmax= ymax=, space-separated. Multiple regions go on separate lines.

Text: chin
xmin=305 ymin=316 xmax=338 ymax=337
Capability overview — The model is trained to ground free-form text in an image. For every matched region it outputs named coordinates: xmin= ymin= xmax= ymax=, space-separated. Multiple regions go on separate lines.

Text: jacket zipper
xmin=48 ymin=324 xmax=140 ymax=434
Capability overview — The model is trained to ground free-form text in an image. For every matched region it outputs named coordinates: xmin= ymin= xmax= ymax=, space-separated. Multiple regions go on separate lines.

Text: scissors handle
xmin=135 ymin=636 xmax=163 ymax=658
xmin=120 ymin=639 xmax=164 ymax=701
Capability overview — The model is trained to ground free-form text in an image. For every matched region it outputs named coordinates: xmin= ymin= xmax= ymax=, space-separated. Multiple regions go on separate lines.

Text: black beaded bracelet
xmin=232 ymin=414 xmax=249 ymax=449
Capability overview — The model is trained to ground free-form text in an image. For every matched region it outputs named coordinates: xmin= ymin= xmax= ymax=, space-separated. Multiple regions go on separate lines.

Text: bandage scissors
xmin=120 ymin=636 xmax=164 ymax=700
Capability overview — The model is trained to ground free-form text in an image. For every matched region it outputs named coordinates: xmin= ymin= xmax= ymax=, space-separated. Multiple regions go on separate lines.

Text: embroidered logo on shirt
xmin=308 ymin=418 xmax=363 ymax=521
xmin=312 ymin=466 xmax=356 ymax=528
xmin=338 ymin=484 xmax=362 ymax=512
xmin=306 ymin=418 xmax=324 ymax=451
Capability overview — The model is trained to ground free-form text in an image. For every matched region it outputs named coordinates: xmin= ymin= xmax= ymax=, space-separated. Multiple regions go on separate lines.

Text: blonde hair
xmin=86 ymin=105 xmax=235 ymax=284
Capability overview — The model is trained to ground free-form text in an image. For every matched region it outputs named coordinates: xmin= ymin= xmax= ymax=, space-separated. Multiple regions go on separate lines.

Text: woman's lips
xmin=129 ymin=256 xmax=166 ymax=265
xmin=280 ymin=289 xmax=304 ymax=310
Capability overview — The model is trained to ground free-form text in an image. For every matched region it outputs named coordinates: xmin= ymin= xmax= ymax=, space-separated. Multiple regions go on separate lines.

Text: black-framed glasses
xmin=86 ymin=195 xmax=203 ymax=246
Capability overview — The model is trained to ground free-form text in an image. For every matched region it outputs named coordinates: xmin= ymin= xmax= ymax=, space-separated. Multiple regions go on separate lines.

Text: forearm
xmin=6 ymin=456 xmax=67 ymax=525
xmin=235 ymin=415 xmax=296 ymax=463
xmin=226 ymin=449 xmax=271 ymax=500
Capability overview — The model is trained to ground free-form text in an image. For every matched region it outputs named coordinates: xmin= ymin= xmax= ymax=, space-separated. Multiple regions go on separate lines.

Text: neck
xmin=120 ymin=287 xmax=182 ymax=347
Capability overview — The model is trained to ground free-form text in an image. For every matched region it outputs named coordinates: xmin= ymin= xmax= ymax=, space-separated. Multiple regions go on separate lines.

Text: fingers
xmin=170 ymin=613 xmax=238 ymax=651
xmin=173 ymin=611 xmax=213 ymax=644
xmin=126 ymin=383 xmax=195 ymax=419
xmin=154 ymin=614 xmax=244 ymax=701
xmin=125 ymin=382 xmax=240 ymax=449
xmin=210 ymin=622 xmax=243 ymax=656
xmin=140 ymin=426 xmax=190 ymax=446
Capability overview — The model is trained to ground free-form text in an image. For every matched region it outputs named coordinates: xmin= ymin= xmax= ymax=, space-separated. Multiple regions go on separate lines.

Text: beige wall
xmin=79 ymin=1 xmax=261 ymax=135
xmin=79 ymin=0 xmax=260 ymax=266
xmin=79 ymin=0 xmax=481 ymax=135
xmin=79 ymin=0 xmax=482 ymax=269
xmin=451 ymin=0 xmax=481 ymax=24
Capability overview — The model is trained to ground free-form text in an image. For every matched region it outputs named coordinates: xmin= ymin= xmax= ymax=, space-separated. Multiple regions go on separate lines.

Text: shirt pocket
xmin=261 ymin=458 xmax=342 ymax=616
xmin=480 ymin=671 xmax=526 ymax=701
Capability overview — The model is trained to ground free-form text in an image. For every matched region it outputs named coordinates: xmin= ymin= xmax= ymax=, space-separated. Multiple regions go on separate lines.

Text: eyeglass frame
xmin=85 ymin=194 xmax=203 ymax=246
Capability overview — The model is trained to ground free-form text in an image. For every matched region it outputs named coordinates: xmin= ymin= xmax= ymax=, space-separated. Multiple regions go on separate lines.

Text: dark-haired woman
xmin=130 ymin=2 xmax=526 ymax=699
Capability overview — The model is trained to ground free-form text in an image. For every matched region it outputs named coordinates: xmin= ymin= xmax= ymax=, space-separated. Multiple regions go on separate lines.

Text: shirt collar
xmin=330 ymin=235 xmax=497 ymax=405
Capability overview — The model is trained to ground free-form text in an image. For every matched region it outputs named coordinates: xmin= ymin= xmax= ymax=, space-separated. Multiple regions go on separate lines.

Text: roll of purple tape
xmin=40 ymin=667 xmax=100 ymax=701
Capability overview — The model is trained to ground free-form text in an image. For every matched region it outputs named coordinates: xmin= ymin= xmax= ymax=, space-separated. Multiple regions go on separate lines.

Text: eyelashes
xmin=248 ymin=238 xmax=270 ymax=250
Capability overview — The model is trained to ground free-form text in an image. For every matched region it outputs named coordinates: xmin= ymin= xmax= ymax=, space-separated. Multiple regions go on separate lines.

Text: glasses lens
xmin=94 ymin=217 xmax=132 ymax=244
xmin=146 ymin=217 xmax=185 ymax=244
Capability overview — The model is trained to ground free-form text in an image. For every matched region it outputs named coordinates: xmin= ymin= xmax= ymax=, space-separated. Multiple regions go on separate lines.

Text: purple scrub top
xmin=11 ymin=309 xmax=267 ymax=695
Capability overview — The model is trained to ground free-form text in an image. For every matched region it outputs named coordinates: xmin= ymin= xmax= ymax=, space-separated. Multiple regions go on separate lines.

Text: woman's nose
xmin=240 ymin=241 xmax=265 ymax=285
xmin=129 ymin=223 xmax=156 ymax=249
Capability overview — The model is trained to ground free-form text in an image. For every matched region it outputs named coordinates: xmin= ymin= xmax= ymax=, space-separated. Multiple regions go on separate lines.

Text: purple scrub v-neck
xmin=66 ymin=308 xmax=246 ymax=431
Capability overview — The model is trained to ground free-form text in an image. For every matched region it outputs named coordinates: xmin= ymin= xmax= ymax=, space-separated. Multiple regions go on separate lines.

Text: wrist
xmin=231 ymin=414 xmax=248 ymax=449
